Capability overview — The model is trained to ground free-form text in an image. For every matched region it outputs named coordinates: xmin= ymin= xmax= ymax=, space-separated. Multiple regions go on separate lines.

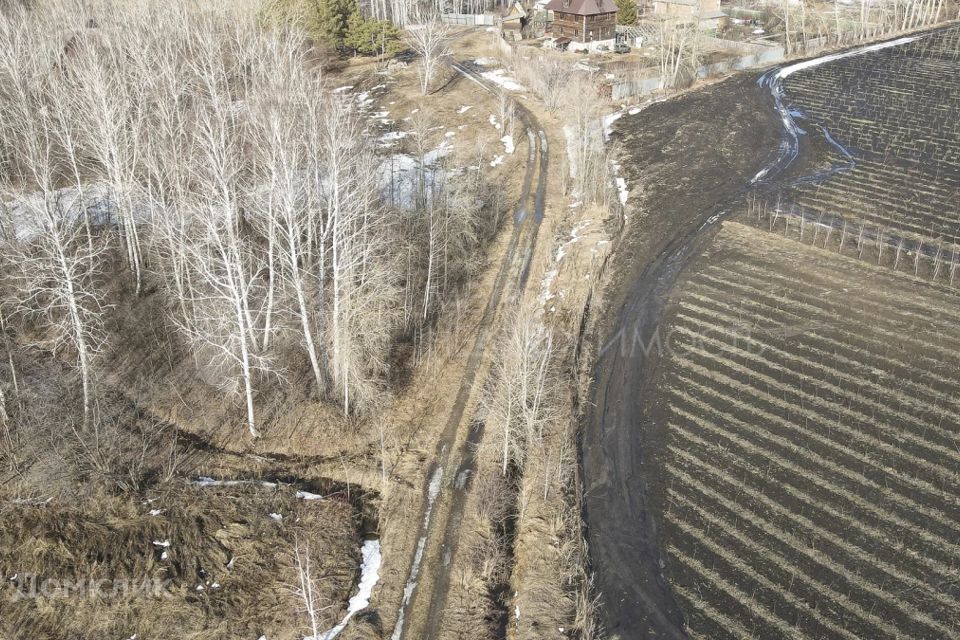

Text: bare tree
xmin=293 ymin=537 xmax=324 ymax=639
xmin=406 ymin=12 xmax=452 ymax=95
xmin=0 ymin=24 xmax=109 ymax=426
xmin=480 ymin=306 xmax=559 ymax=477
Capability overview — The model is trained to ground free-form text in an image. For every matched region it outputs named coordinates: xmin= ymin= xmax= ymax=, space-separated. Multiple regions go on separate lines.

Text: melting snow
xmin=616 ymin=177 xmax=629 ymax=205
xmin=315 ymin=539 xmax=383 ymax=640
xmin=332 ymin=85 xmax=353 ymax=93
xmin=602 ymin=112 xmax=623 ymax=140
xmin=480 ymin=69 xmax=526 ymax=92
xmin=192 ymin=477 xmax=278 ymax=488
xmin=490 ymin=155 xmax=504 ymax=167
xmin=296 ymin=490 xmax=324 ymax=501
xmin=457 ymin=105 xmax=473 ymax=114
xmin=379 ymin=130 xmax=410 ymax=143
xmin=391 ymin=467 xmax=443 ymax=640
xmin=268 ymin=512 xmax=283 ymax=521
xmin=501 ymin=135 xmax=515 ymax=154
xmin=474 ymin=57 xmax=496 ymax=66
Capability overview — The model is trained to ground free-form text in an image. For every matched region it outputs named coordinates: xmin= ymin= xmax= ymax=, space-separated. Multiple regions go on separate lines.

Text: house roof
xmin=503 ymin=2 xmax=527 ymax=20
xmin=545 ymin=0 xmax=618 ymax=16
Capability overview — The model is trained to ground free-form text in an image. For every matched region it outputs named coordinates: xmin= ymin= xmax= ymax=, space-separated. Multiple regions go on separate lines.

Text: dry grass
xmin=0 ymin=482 xmax=359 ymax=640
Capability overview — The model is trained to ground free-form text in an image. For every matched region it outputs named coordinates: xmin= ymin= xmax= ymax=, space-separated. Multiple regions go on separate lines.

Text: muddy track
xmin=583 ymin=30 xmax=945 ymax=640
xmin=390 ymin=60 xmax=548 ymax=640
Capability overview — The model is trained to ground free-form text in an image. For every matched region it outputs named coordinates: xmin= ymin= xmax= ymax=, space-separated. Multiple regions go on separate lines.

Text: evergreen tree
xmin=344 ymin=4 xmax=403 ymax=57
xmin=304 ymin=0 xmax=354 ymax=48
xmin=614 ymin=0 xmax=637 ymax=25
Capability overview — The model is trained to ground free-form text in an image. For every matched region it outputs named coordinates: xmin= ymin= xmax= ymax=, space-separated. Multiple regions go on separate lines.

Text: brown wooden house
xmin=546 ymin=0 xmax=618 ymax=43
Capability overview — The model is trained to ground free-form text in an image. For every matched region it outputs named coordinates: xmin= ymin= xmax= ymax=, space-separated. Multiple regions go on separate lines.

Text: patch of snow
xmin=379 ymin=130 xmax=410 ymax=143
xmin=501 ymin=135 xmax=515 ymax=154
xmin=445 ymin=131 xmax=456 ymax=138
xmin=480 ymin=69 xmax=526 ymax=92
xmin=778 ymin=34 xmax=920 ymax=79
xmin=316 ymin=539 xmax=382 ymax=640
xmin=296 ymin=490 xmax=324 ymax=501
xmin=615 ymin=177 xmax=629 ymax=205
xmin=152 ymin=540 xmax=171 ymax=548
xmin=160 ymin=551 xmax=168 ymax=561
xmin=370 ymin=111 xmax=389 ymax=118
xmin=603 ymin=111 xmax=623 ymax=140
xmin=332 ymin=85 xmax=354 ymax=93
xmin=474 ymin=57 xmax=497 ymax=66
xmin=268 ymin=512 xmax=283 ymax=521
xmin=391 ymin=467 xmax=443 ymax=640
xmin=457 ymin=105 xmax=473 ymax=114
xmin=148 ymin=509 xmax=163 ymax=517
xmin=628 ymin=107 xmax=642 ymax=115
xmin=490 ymin=155 xmax=504 ymax=167
xmin=489 ymin=114 xmax=501 ymax=130
xmin=378 ymin=139 xmax=452 ymax=210
xmin=752 ymin=28 xmax=766 ymax=35
xmin=192 ymin=476 xmax=278 ymax=489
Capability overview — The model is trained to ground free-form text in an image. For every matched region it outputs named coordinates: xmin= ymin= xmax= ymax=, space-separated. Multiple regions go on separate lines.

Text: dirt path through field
xmin=388 ymin=58 xmax=551 ymax=640
xmin=583 ymin=73 xmax=781 ymax=639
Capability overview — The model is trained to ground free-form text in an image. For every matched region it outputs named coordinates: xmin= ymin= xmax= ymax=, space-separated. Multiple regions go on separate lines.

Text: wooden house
xmin=545 ymin=0 xmax=618 ymax=44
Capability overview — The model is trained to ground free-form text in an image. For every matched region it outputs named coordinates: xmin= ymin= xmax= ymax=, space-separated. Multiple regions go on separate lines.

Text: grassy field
xmin=655 ymin=221 xmax=960 ymax=639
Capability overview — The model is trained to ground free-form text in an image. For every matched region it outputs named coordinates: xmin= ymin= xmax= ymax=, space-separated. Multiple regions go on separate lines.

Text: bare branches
xmin=0 ymin=0 xmax=499 ymax=435
xmin=406 ymin=12 xmax=452 ymax=95
xmin=480 ymin=306 xmax=560 ymax=477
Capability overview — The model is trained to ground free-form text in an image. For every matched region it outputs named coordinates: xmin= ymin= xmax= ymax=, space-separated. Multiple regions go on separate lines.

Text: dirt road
xmin=389 ymin=59 xmax=550 ymax=640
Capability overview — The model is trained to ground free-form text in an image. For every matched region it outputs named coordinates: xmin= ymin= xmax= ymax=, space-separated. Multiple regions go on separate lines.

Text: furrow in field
xmin=671 ymin=370 xmax=960 ymax=547
xmin=674 ymin=295 xmax=960 ymax=415
xmin=667 ymin=494 xmax=893 ymax=640
xmin=667 ymin=455 xmax=958 ymax=638
xmin=668 ymin=405 xmax=960 ymax=606
xmin=671 ymin=319 xmax=960 ymax=460
xmin=676 ymin=349 xmax=960 ymax=484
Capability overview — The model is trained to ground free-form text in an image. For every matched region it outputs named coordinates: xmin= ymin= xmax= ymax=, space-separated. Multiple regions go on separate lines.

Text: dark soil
xmin=582 ymin=73 xmax=781 ymax=639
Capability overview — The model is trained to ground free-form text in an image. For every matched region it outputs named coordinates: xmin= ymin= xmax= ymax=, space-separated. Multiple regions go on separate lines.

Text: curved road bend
xmin=583 ymin=32 xmax=937 ymax=640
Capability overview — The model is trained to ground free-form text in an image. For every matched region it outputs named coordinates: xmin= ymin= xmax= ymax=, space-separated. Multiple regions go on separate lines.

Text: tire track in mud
xmin=584 ymin=31 xmax=939 ymax=640
xmin=390 ymin=60 xmax=548 ymax=640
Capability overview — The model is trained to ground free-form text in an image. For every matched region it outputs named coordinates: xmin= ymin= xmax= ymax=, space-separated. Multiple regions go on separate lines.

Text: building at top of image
xmin=545 ymin=0 xmax=618 ymax=49
xmin=652 ymin=0 xmax=725 ymax=29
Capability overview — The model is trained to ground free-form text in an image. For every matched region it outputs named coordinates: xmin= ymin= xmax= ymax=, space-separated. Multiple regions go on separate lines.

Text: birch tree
xmin=0 ymin=16 xmax=109 ymax=426
xmin=406 ymin=12 xmax=451 ymax=95
xmin=481 ymin=307 xmax=559 ymax=477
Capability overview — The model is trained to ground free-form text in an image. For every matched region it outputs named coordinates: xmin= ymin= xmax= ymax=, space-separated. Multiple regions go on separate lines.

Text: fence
xmin=440 ymin=13 xmax=497 ymax=26
xmin=608 ymin=39 xmax=785 ymax=100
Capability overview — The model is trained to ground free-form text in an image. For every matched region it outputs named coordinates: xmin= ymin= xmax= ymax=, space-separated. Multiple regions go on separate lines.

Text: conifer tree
xmin=615 ymin=0 xmax=637 ymax=25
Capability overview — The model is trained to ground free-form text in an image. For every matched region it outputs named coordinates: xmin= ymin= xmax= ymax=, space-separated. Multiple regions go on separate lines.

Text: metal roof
xmin=544 ymin=0 xmax=619 ymax=16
